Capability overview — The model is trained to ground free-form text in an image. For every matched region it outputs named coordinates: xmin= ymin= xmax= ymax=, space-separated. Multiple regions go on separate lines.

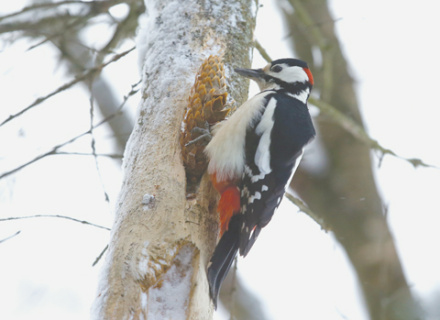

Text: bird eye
xmin=271 ymin=65 xmax=282 ymax=72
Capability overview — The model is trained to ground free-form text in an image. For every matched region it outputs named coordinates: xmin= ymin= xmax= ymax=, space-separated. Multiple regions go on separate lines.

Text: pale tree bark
xmin=92 ymin=0 xmax=257 ymax=319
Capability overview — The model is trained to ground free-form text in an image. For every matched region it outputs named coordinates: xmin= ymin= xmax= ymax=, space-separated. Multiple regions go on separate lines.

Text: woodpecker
xmin=204 ymin=58 xmax=316 ymax=307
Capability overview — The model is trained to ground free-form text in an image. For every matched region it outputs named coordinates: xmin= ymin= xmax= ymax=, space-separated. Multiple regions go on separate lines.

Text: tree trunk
xmin=92 ymin=0 xmax=257 ymax=319
xmin=281 ymin=0 xmax=423 ymax=319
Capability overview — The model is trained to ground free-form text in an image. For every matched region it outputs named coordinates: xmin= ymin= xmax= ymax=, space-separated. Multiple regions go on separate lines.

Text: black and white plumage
xmin=205 ymin=58 xmax=316 ymax=307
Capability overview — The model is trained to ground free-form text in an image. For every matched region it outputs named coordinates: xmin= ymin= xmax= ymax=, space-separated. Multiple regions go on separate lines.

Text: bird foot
xmin=185 ymin=121 xmax=212 ymax=147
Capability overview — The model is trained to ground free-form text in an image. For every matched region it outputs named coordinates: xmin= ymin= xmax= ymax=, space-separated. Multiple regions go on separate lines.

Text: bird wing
xmin=239 ymin=94 xmax=315 ymax=256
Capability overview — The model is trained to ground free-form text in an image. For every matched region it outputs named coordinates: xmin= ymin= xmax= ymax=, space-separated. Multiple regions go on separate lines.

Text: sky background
xmin=1 ymin=0 xmax=440 ymax=319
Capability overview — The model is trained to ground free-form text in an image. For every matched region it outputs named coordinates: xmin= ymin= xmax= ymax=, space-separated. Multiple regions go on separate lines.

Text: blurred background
xmin=1 ymin=0 xmax=439 ymax=319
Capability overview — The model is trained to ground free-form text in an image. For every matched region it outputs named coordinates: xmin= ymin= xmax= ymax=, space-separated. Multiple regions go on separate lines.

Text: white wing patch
xmin=254 ymin=97 xmax=277 ymax=175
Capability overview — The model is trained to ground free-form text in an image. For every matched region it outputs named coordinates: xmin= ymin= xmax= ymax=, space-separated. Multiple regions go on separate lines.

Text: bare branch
xmin=310 ymin=97 xmax=438 ymax=169
xmin=0 ymin=96 xmax=128 ymax=179
xmin=96 ymin=1 xmax=145 ymax=64
xmin=0 ymin=13 xmax=84 ymax=34
xmin=0 ymin=76 xmax=137 ymax=180
xmin=0 ymin=215 xmax=110 ymax=231
xmin=0 ymin=0 xmax=125 ymax=25
xmin=54 ymin=152 xmax=123 ymax=158
xmin=0 ymin=47 xmax=135 ymax=127
xmin=284 ymin=192 xmax=328 ymax=230
xmin=253 ymin=40 xmax=272 ymax=63
xmin=2 ymin=0 xmax=142 ymax=154
xmin=0 ymin=1 xmax=95 ymax=22
xmin=1 ymin=129 xmax=88 ymax=179
xmin=0 ymin=230 xmax=21 ymax=244
xmin=25 ymin=16 xmax=90 ymax=51
xmin=88 ymin=88 xmax=111 ymax=203
xmin=92 ymin=245 xmax=109 ymax=267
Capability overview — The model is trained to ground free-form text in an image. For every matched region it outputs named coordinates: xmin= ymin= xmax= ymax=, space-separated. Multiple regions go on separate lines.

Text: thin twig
xmin=310 ymin=97 xmax=437 ymax=169
xmin=0 ymin=1 xmax=94 ymax=22
xmin=0 ymin=230 xmax=21 ymax=244
xmin=0 ymin=135 xmax=87 ymax=179
xmin=285 ymin=192 xmax=328 ymax=230
xmin=0 ymin=79 xmax=138 ymax=179
xmin=254 ymin=40 xmax=272 ymax=63
xmin=0 ymin=215 xmax=110 ymax=231
xmin=0 ymin=103 xmax=125 ymax=180
xmin=88 ymin=87 xmax=110 ymax=203
xmin=0 ymin=0 xmax=125 ymax=23
xmin=0 ymin=13 xmax=85 ymax=35
xmin=1 ymin=130 xmax=87 ymax=179
xmin=96 ymin=0 xmax=145 ymax=65
xmin=25 ymin=15 xmax=90 ymax=51
xmin=0 ymin=47 xmax=135 ymax=127
xmin=54 ymin=152 xmax=123 ymax=158
xmin=92 ymin=245 xmax=109 ymax=266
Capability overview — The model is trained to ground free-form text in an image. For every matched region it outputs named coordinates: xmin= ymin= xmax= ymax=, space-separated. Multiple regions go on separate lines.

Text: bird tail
xmin=207 ymin=214 xmax=241 ymax=308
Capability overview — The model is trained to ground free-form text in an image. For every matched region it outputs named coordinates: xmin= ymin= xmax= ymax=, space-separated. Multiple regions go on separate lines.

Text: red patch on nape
xmin=217 ymin=186 xmax=241 ymax=237
xmin=303 ymin=67 xmax=314 ymax=85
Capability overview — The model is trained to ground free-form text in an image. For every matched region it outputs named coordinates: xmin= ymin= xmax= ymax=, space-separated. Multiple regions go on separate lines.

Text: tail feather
xmin=239 ymin=225 xmax=261 ymax=257
xmin=207 ymin=215 xmax=241 ymax=308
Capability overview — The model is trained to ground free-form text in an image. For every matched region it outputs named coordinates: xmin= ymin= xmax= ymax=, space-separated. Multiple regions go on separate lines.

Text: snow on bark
xmin=92 ymin=0 xmax=257 ymax=319
xmin=146 ymin=244 xmax=196 ymax=320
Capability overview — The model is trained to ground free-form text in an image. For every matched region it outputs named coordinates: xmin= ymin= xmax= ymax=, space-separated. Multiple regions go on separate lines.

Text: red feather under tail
xmin=209 ymin=173 xmax=240 ymax=236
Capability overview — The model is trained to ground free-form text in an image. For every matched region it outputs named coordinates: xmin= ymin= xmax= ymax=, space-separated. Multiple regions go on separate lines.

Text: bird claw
xmin=185 ymin=121 xmax=212 ymax=147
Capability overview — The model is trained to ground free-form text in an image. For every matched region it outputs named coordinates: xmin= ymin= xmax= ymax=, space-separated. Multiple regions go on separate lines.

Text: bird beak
xmin=234 ymin=68 xmax=265 ymax=80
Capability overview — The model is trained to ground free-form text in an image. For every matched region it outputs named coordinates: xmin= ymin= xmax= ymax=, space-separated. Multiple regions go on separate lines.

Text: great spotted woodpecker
xmin=205 ymin=58 xmax=316 ymax=306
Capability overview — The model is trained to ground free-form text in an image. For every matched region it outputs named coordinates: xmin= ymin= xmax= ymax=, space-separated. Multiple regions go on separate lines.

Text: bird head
xmin=234 ymin=58 xmax=313 ymax=94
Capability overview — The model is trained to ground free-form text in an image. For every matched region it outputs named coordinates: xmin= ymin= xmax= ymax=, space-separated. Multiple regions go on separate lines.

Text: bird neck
xmin=276 ymin=84 xmax=311 ymax=104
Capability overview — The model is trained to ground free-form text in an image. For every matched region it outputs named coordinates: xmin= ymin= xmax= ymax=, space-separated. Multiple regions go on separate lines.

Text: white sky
xmin=1 ymin=0 xmax=440 ymax=319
